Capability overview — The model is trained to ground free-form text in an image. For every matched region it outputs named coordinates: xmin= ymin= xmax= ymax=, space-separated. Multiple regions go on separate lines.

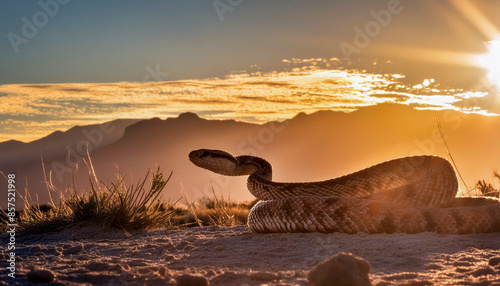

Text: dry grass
xmin=65 ymin=166 xmax=175 ymax=231
xmin=171 ymin=184 xmax=256 ymax=228
xmin=1 ymin=161 xmax=176 ymax=235
xmin=475 ymin=171 xmax=500 ymax=198
xmin=1 ymin=160 xmax=255 ymax=235
xmin=436 ymin=117 xmax=500 ymax=199
xmin=189 ymin=195 xmax=255 ymax=227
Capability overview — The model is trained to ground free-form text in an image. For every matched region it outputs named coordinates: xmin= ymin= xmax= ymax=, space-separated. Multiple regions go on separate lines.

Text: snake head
xmin=189 ymin=149 xmax=240 ymax=176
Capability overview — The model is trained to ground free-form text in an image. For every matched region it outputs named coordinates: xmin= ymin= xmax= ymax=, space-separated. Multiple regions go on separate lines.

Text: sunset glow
xmin=3 ymin=4 xmax=500 ymax=282
xmin=1 ymin=1 xmax=500 ymax=144
xmin=478 ymin=39 xmax=500 ymax=87
xmin=0 ymin=59 xmax=493 ymax=142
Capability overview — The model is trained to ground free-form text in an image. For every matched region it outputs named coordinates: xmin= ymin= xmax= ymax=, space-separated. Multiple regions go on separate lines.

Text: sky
xmin=1 ymin=0 xmax=500 ymax=142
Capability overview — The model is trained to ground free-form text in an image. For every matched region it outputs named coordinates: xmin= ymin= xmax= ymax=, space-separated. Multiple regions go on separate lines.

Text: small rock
xmin=455 ymin=267 xmax=470 ymax=273
xmin=470 ymin=266 xmax=496 ymax=277
xmin=159 ymin=267 xmax=168 ymax=276
xmin=63 ymin=244 xmax=84 ymax=255
xmin=249 ymin=271 xmax=279 ymax=281
xmin=308 ymin=252 xmax=371 ymax=286
xmin=165 ymin=255 xmax=176 ymax=261
xmin=294 ymin=270 xmax=307 ymax=277
xmin=453 ymin=261 xmax=473 ymax=267
xmin=27 ymin=269 xmax=56 ymax=283
xmin=176 ymin=274 xmax=209 ymax=286
xmin=457 ymin=256 xmax=477 ymax=262
xmin=488 ymin=257 xmax=500 ymax=266
xmin=205 ymin=269 xmax=216 ymax=277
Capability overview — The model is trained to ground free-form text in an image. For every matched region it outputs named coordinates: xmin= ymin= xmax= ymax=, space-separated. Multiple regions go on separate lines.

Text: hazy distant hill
xmin=2 ymin=104 xmax=500 ymax=209
xmin=0 ymin=119 xmax=141 ymax=166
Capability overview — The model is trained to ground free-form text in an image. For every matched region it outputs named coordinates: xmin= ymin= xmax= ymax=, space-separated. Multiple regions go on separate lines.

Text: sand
xmin=2 ymin=225 xmax=500 ymax=285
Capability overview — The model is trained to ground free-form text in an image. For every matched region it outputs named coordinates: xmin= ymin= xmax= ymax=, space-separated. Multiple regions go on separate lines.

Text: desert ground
xmin=2 ymin=225 xmax=500 ymax=285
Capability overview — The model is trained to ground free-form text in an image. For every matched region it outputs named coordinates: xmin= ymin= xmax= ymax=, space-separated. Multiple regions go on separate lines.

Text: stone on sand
xmin=489 ymin=256 xmax=500 ymax=267
xmin=159 ymin=266 xmax=169 ymax=276
xmin=469 ymin=266 xmax=496 ymax=277
xmin=27 ymin=269 xmax=56 ymax=283
xmin=63 ymin=243 xmax=84 ymax=255
xmin=176 ymin=274 xmax=209 ymax=286
xmin=249 ymin=271 xmax=279 ymax=281
xmin=308 ymin=252 xmax=371 ymax=286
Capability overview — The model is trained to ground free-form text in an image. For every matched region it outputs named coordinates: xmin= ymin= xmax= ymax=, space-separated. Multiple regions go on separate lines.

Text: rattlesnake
xmin=189 ymin=149 xmax=500 ymax=234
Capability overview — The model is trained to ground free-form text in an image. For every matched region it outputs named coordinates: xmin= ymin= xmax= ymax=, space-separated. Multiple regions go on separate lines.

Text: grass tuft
xmin=1 ymin=163 xmax=176 ymax=235
xmin=67 ymin=166 xmax=174 ymax=231
xmin=193 ymin=194 xmax=255 ymax=226
xmin=1 ymin=159 xmax=255 ymax=235
xmin=475 ymin=171 xmax=500 ymax=198
xmin=172 ymin=184 xmax=256 ymax=228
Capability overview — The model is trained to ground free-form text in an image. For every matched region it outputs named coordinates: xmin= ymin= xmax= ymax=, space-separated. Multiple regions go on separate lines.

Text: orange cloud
xmin=0 ymin=58 xmax=493 ymax=142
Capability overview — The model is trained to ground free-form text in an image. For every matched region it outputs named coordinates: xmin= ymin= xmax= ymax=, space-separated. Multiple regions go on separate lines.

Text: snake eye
xmin=199 ymin=151 xmax=211 ymax=159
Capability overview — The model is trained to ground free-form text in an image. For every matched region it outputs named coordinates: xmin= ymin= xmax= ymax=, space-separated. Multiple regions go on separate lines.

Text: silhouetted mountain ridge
xmin=0 ymin=119 xmax=141 ymax=165
xmin=1 ymin=104 xmax=499 ymax=209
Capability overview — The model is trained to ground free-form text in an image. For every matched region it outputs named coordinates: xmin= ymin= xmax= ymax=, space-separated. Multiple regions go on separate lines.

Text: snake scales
xmin=189 ymin=149 xmax=500 ymax=234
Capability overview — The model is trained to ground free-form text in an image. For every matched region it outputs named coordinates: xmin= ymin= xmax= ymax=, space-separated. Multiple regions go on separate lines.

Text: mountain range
xmin=2 ymin=103 xmax=500 ymax=209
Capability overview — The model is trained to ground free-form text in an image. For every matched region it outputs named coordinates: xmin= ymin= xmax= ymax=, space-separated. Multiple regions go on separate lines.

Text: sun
xmin=478 ymin=38 xmax=500 ymax=87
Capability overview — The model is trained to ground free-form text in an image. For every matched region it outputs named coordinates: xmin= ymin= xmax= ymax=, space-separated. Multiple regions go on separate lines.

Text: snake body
xmin=189 ymin=149 xmax=500 ymax=234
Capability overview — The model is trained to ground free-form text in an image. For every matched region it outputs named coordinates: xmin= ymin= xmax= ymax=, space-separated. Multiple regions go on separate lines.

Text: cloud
xmin=0 ymin=58 xmax=493 ymax=142
xmin=21 ymin=84 xmax=55 ymax=89
xmin=244 ymin=81 xmax=292 ymax=87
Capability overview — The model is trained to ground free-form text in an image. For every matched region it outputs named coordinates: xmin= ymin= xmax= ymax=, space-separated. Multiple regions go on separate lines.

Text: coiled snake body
xmin=189 ymin=149 xmax=500 ymax=234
